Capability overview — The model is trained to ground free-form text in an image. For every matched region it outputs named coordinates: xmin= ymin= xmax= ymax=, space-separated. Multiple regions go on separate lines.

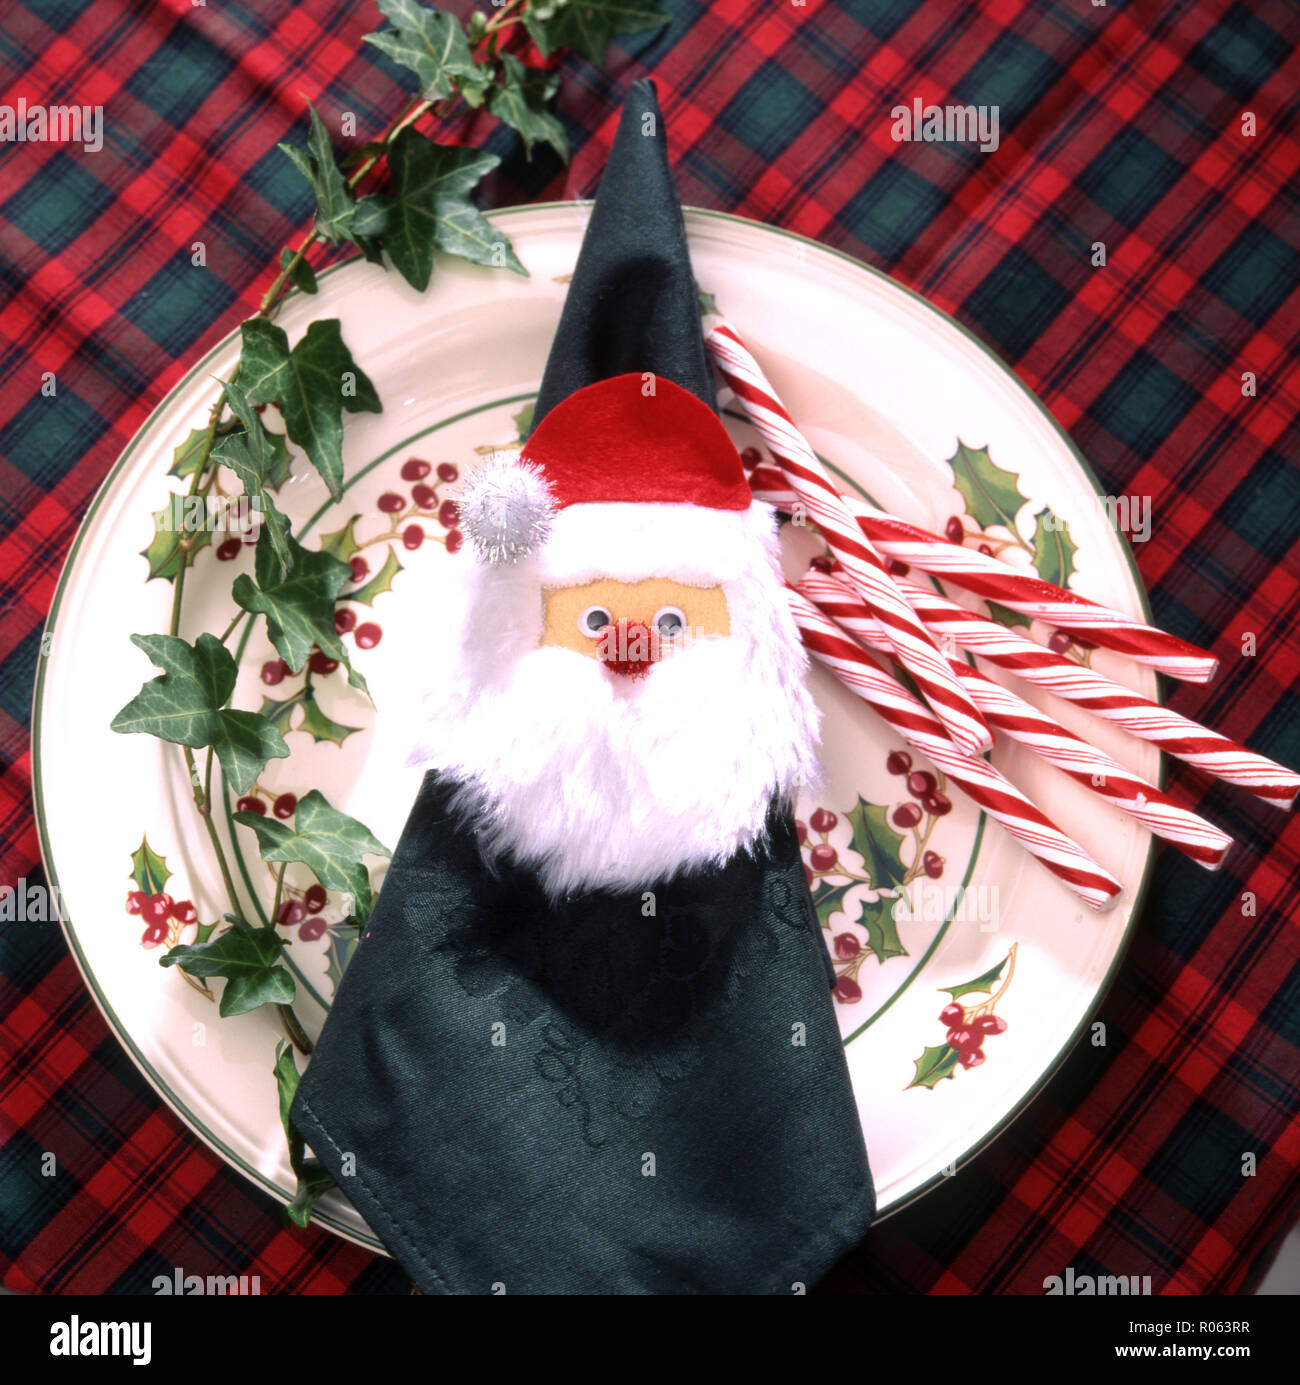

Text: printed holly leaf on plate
xmin=214 ymin=376 xmax=294 ymax=579
xmin=810 ymin=879 xmax=855 ymax=930
xmin=319 ymin=514 xmax=362 ymax=564
xmin=947 ymin=440 xmax=1029 ymax=536
xmin=524 ymin=0 xmax=671 ymax=67
xmin=234 ymin=789 xmax=391 ymax=920
xmin=363 ymin=0 xmax=489 ymax=103
xmin=130 ymin=836 xmax=172 ymax=897
xmin=1028 ymin=506 xmax=1078 ymax=589
xmin=238 ymin=318 xmax=381 ymax=502
xmin=487 ymin=55 xmax=570 ymax=162
xmin=278 ymin=104 xmax=357 ymax=246
xmin=512 ymin=402 xmax=534 ymax=442
xmin=111 ymin=633 xmax=290 ymax=795
xmin=297 ymin=694 xmax=362 ymax=746
xmin=939 ymin=955 xmax=1008 ymax=1002
xmin=858 ymin=895 xmax=908 ymax=963
xmin=985 ymin=599 xmax=1031 ymax=631
xmin=365 ymin=129 xmax=525 ymax=292
xmin=324 ymin=923 xmax=359 ymax=994
xmin=908 ymin=1043 xmax=960 ymax=1089
xmin=232 ymin=531 xmax=367 ymax=694
xmin=169 ymin=426 xmax=211 ymax=481
xmin=273 ymin=1040 xmax=335 ymax=1226
xmin=846 ymin=798 xmax=909 ymax=895
xmin=161 ymin=918 xmax=296 ymax=1018
xmin=140 ymin=500 xmax=212 ymax=582
xmin=348 ymin=546 xmax=402 ymax=606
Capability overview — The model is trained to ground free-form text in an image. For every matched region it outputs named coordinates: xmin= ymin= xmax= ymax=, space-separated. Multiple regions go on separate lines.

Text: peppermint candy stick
xmin=743 ymin=467 xmax=1217 ymax=684
xmin=788 ymin=587 xmax=1124 ymax=911
xmin=799 ymin=573 xmax=1233 ymax=869
xmin=885 ymin=576 xmax=1300 ymax=809
xmin=708 ymin=323 xmax=993 ymax=757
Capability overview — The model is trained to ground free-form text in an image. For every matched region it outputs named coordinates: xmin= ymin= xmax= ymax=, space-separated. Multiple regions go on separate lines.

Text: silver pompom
xmin=457 ymin=451 xmax=555 ymax=564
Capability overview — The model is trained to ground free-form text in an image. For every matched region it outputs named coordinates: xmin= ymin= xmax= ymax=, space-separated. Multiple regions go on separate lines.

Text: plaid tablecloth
xmin=1 ymin=0 xmax=1297 ymax=1295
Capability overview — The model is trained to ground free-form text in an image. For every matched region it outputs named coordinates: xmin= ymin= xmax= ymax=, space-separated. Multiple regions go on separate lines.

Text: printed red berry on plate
xmin=437 ymin=499 xmax=459 ymax=529
xmin=261 ymin=658 xmax=288 ymax=686
xmin=445 ymin=529 xmax=464 ymax=554
xmin=309 ymin=650 xmax=339 ymax=676
xmin=216 ymin=537 xmax=242 ymax=561
xmin=892 ymin=802 xmax=922 ymax=829
xmin=958 ymin=1048 xmax=985 ymax=1069
xmin=887 ymin=559 xmax=910 ymax=577
xmin=141 ymin=893 xmax=173 ymax=925
xmin=978 ymin=543 xmax=993 ymax=557
xmin=740 ymin=446 xmax=761 ymax=469
xmin=436 ymin=462 xmax=458 ymax=482
xmin=278 ymin=900 xmax=306 ymax=927
xmin=833 ymin=976 xmax=862 ymax=1005
xmin=1048 ymin=630 xmax=1072 ymax=654
xmin=809 ymin=808 xmax=837 ymax=833
xmin=809 ymin=843 xmax=838 ymax=871
xmin=833 ymin=932 xmax=860 ymax=959
xmin=378 ymin=491 xmax=404 ymax=514
xmin=804 ymin=864 xmax=814 ymax=887
xmin=273 ymin=793 xmax=297 ymax=819
xmin=401 ymin=458 xmax=431 ymax=481
xmin=944 ymin=516 xmax=964 ymax=544
xmin=298 ymin=917 xmax=327 ymax=942
xmin=403 ymin=523 xmax=425 ymax=551
xmin=141 ymin=922 xmax=169 ymax=948
xmin=906 ymin=770 xmax=936 ymax=798
xmin=171 ymin=899 xmax=197 ymax=924
xmin=945 ymin=1027 xmax=977 ymax=1051
xmin=236 ymin=795 xmax=266 ymax=815
xmin=794 ymin=819 xmax=807 ymax=845
xmin=126 ymin=890 xmax=147 ymax=915
xmin=923 ymin=792 xmax=952 ymax=817
xmin=355 ymin=622 xmax=383 ymax=650
xmin=923 ymin=850 xmax=944 ymax=878
xmin=809 ymin=554 xmax=835 ymax=573
xmin=939 ymin=1002 xmax=964 ymax=1027
xmin=304 ymin=883 xmax=327 ymax=915
xmin=411 ymin=483 xmax=436 ymax=510
xmin=349 ymin=555 xmax=370 ymax=583
xmin=334 ymin=607 xmax=357 ymax=635
xmin=974 ymin=1014 xmax=1007 ymax=1035
xmin=886 ymin=750 xmax=912 ymax=775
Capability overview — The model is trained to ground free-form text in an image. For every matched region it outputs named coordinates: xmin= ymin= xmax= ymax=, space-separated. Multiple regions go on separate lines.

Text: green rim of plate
xmin=30 ymin=203 xmax=1163 ymax=1248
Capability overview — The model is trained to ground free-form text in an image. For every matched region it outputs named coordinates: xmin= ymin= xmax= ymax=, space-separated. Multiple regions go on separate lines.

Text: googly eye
xmin=654 ymin=607 xmax=686 ymax=639
xmin=578 ymin=605 xmax=612 ymax=638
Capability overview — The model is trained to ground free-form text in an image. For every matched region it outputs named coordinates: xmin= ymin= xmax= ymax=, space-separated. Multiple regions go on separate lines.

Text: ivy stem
xmin=271 ymin=861 xmax=287 ymax=926
xmin=277 ymin=1003 xmax=313 ymax=1056
xmin=182 ymin=745 xmax=246 ymax=923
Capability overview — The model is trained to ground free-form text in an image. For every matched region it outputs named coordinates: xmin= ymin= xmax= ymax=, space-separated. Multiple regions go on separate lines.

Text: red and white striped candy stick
xmin=746 ymin=465 xmax=1217 ymax=683
xmin=799 ymin=572 xmax=1233 ymax=868
xmin=788 ymin=586 xmax=1124 ymax=911
xmin=886 ymin=577 xmax=1300 ymax=809
xmin=708 ymin=323 xmax=994 ymax=757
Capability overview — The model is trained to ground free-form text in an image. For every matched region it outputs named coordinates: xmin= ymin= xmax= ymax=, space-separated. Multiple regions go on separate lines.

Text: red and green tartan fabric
xmin=1 ymin=0 xmax=1297 ymax=1294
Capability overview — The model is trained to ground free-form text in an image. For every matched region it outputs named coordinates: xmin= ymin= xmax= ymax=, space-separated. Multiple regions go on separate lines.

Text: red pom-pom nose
xmin=599 ymin=619 xmax=660 ymax=678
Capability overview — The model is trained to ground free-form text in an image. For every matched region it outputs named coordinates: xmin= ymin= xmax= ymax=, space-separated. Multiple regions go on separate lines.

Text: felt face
xmin=540 ymin=577 xmax=730 ymax=673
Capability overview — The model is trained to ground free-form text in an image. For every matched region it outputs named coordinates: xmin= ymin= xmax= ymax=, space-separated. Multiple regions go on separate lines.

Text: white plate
xmin=33 ymin=205 xmax=1159 ymax=1254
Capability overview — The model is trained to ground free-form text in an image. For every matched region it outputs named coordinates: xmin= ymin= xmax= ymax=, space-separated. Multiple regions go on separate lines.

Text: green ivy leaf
xmin=907 ymin=1043 xmax=960 ymax=1089
xmin=273 ymin=1041 xmax=336 ymax=1226
xmin=278 ymin=105 xmax=356 ymax=246
xmin=372 ymin=129 xmax=525 ymax=290
xmin=348 ymin=545 xmax=402 ymax=606
xmin=1029 ymin=506 xmax=1078 ymax=589
xmin=140 ymin=501 xmax=212 ymax=583
xmin=111 ymin=633 xmax=290 ymax=795
xmin=939 ymin=956 xmax=1008 ymax=1002
xmin=847 ymin=798 xmax=909 ymax=895
xmin=130 ymin=836 xmax=172 ymax=896
xmin=524 ymin=0 xmax=671 ymax=66
xmin=169 ymin=426 xmax=212 ymax=480
xmin=161 ymin=919 xmax=296 ymax=1018
xmin=860 ymin=895 xmax=908 ymax=963
xmin=363 ymin=1 xmax=488 ymax=102
xmin=214 ymin=377 xmax=294 ymax=580
xmin=947 ymin=440 xmax=1029 ymax=536
xmin=487 ymin=55 xmax=570 ymax=161
xmin=234 ymin=789 xmax=391 ymax=920
xmin=232 ymin=532 xmax=366 ymax=694
xmin=280 ymin=246 xmax=318 ymax=295
xmin=238 ymin=319 xmax=381 ymax=502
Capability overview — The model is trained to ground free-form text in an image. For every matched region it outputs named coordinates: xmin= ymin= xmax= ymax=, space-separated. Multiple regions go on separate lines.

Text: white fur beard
xmin=408 ymin=598 xmax=820 ymax=898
